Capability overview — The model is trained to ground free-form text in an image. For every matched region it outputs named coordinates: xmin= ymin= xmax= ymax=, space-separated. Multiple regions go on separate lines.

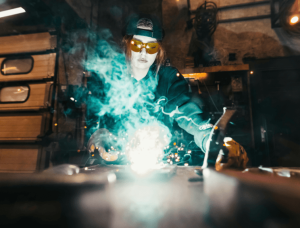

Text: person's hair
xmin=122 ymin=35 xmax=166 ymax=74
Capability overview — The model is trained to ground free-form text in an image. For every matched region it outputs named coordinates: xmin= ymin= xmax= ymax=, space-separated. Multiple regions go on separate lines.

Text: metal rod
xmin=191 ymin=1 xmax=270 ymax=14
xmin=247 ymin=71 xmax=255 ymax=150
xmin=218 ymin=14 xmax=271 ymax=23
xmin=218 ymin=0 xmax=270 ymax=11
xmin=51 ymin=30 xmax=60 ymax=138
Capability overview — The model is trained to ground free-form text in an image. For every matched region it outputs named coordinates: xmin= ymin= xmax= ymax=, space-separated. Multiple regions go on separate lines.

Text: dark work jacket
xmin=131 ymin=64 xmax=212 ymax=152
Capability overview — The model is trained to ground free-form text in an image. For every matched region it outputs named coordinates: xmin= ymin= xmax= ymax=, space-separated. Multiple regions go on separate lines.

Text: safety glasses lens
xmin=130 ymin=40 xmax=142 ymax=52
xmin=130 ymin=40 xmax=160 ymax=54
xmin=146 ymin=43 xmax=160 ymax=54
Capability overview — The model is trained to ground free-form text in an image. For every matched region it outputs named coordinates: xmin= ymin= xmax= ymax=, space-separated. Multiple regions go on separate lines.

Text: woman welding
xmin=87 ymin=14 xmax=248 ymax=170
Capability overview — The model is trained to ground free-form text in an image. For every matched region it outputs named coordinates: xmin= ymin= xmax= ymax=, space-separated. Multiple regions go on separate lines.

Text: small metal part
xmin=194 ymin=169 xmax=203 ymax=177
xmin=188 ymin=177 xmax=203 ymax=182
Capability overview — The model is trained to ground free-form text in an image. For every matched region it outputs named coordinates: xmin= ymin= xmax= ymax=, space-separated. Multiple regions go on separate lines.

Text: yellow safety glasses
xmin=130 ymin=39 xmax=160 ymax=54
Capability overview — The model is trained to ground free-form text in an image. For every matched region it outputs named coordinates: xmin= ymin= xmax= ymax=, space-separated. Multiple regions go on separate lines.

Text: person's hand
xmin=215 ymin=137 xmax=249 ymax=171
xmin=87 ymin=129 xmax=122 ymax=163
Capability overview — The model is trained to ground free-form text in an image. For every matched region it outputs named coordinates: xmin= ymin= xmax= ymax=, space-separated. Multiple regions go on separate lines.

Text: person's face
xmin=131 ymin=35 xmax=158 ymax=71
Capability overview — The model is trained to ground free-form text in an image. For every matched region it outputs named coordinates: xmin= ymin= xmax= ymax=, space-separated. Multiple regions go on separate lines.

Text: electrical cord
xmin=201 ymin=80 xmax=220 ymax=112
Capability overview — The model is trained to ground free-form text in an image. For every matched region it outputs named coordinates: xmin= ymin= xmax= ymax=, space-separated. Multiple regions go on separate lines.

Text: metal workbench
xmin=1 ymin=165 xmax=300 ymax=228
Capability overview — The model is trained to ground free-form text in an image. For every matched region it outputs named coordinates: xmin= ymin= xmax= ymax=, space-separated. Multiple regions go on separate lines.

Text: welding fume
xmin=85 ymin=14 xmax=248 ymax=173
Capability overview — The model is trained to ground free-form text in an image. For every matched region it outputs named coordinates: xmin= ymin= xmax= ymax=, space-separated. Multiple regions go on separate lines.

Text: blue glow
xmin=83 ymin=29 xmax=172 ymax=167
xmin=126 ymin=124 xmax=170 ymax=174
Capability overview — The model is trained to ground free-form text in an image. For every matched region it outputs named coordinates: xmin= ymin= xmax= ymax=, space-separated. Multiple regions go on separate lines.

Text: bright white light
xmin=70 ymin=97 xmax=74 ymax=101
xmin=224 ymin=137 xmax=232 ymax=142
xmin=107 ymin=173 xmax=116 ymax=183
xmin=126 ymin=124 xmax=171 ymax=175
xmin=203 ymin=168 xmax=210 ymax=177
xmin=290 ymin=15 xmax=299 ymax=24
xmin=187 ymin=150 xmax=191 ymax=154
xmin=224 ymin=137 xmax=233 ymax=147
xmin=184 ymin=163 xmax=188 ymax=166
xmin=0 ymin=7 xmax=26 ymax=18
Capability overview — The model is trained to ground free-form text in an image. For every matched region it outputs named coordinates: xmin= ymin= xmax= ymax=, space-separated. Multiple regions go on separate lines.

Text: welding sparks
xmin=125 ymin=124 xmax=171 ymax=175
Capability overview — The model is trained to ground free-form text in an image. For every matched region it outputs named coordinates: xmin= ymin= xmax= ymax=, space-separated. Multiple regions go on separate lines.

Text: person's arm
xmin=162 ymin=67 xmax=212 ymax=152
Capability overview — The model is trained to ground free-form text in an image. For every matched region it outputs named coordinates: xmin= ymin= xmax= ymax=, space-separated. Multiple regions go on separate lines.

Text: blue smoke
xmin=83 ymin=28 xmax=171 ymax=147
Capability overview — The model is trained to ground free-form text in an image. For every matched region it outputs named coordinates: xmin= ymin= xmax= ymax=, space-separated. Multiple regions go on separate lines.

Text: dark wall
xmin=65 ymin=0 xmax=163 ymax=44
xmin=249 ymin=56 xmax=300 ymax=166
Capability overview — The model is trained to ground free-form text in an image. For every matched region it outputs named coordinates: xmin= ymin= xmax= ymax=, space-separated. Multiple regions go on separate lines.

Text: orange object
xmin=182 ymin=73 xmax=208 ymax=80
xmin=215 ymin=138 xmax=249 ymax=171
xmin=290 ymin=15 xmax=299 ymax=24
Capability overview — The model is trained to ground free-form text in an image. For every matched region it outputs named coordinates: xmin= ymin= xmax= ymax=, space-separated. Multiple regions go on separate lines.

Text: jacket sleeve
xmin=162 ymin=68 xmax=212 ymax=152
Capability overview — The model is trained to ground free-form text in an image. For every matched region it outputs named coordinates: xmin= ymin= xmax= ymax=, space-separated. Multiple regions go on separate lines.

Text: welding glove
xmin=87 ymin=129 xmax=124 ymax=164
xmin=215 ymin=137 xmax=249 ymax=171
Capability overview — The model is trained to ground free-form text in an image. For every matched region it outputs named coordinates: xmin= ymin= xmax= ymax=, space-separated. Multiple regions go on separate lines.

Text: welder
xmin=122 ymin=15 xmax=211 ymax=152
xmin=88 ymin=14 xmax=248 ymax=170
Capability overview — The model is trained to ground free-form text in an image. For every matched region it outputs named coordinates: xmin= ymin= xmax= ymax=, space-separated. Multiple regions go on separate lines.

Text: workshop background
xmin=1 ymin=1 xmax=300 ymax=228
xmin=1 ymin=0 xmax=300 ymax=170
xmin=57 ymin=0 xmax=300 ymax=167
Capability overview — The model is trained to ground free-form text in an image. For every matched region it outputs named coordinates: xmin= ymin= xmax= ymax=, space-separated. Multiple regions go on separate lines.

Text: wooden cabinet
xmin=0 ymin=32 xmax=57 ymax=173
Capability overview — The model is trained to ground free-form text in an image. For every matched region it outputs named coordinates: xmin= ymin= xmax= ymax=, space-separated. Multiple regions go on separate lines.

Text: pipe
xmin=247 ymin=71 xmax=255 ymax=150
xmin=190 ymin=1 xmax=270 ymax=14
xmin=218 ymin=1 xmax=270 ymax=11
xmin=218 ymin=14 xmax=271 ymax=23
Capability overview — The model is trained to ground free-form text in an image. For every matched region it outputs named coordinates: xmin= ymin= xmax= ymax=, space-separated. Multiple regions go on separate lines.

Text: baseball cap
xmin=125 ymin=14 xmax=164 ymax=40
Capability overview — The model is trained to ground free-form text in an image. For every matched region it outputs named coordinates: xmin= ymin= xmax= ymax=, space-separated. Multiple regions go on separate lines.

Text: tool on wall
xmin=186 ymin=1 xmax=219 ymax=67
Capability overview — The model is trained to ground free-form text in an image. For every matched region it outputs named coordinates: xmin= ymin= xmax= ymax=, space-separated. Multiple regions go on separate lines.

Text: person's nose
xmin=140 ymin=47 xmax=147 ymax=57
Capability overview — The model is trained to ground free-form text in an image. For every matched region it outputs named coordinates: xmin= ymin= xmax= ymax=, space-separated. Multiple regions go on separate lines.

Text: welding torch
xmin=198 ymin=107 xmax=248 ymax=174
xmin=202 ymin=108 xmax=236 ymax=169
